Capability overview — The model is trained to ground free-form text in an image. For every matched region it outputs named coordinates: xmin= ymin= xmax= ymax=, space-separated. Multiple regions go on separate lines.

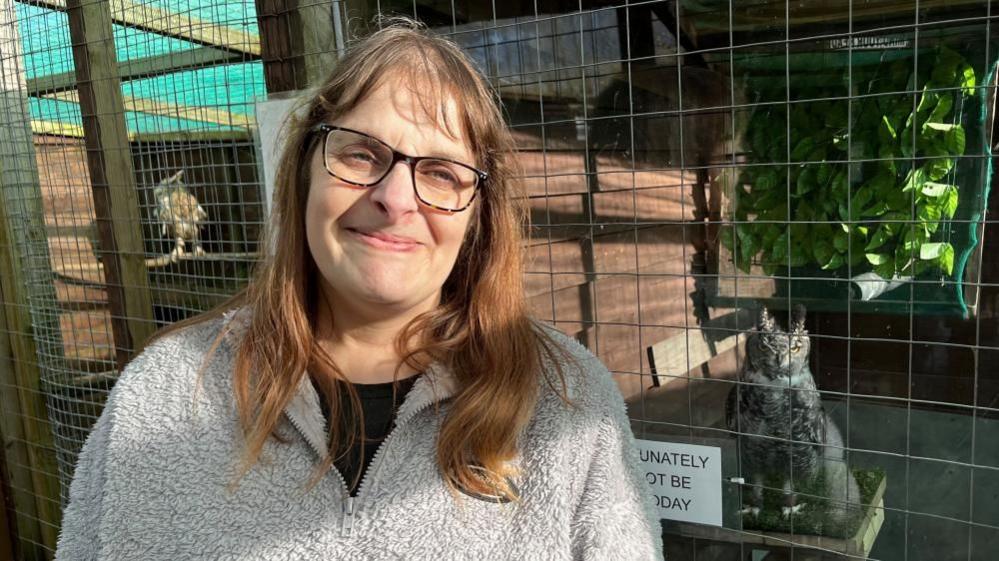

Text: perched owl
xmin=725 ymin=305 xmax=859 ymax=521
xmin=152 ymin=170 xmax=208 ymax=259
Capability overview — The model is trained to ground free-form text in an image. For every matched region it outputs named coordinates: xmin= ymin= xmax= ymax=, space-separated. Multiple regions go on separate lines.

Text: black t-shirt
xmin=315 ymin=376 xmax=418 ymax=496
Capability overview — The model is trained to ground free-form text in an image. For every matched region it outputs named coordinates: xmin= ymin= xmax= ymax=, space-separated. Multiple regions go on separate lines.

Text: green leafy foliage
xmin=726 ymin=46 xmax=975 ymax=280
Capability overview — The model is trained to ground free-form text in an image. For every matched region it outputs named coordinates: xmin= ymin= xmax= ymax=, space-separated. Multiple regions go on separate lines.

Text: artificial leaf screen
xmin=722 ymin=46 xmax=975 ymax=280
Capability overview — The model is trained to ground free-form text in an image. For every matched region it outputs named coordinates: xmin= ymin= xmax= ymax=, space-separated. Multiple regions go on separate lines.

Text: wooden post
xmin=0 ymin=188 xmax=61 ymax=561
xmin=297 ymin=0 xmax=340 ymax=87
xmin=0 ymin=285 xmax=32 ymax=561
xmin=66 ymin=0 xmax=157 ymax=366
xmin=256 ymin=0 xmax=341 ymax=94
xmin=0 ymin=436 xmax=17 ymax=561
xmin=0 ymin=0 xmax=68 ymax=557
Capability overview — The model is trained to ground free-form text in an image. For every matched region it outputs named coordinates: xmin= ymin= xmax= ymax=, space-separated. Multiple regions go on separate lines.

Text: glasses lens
xmin=324 ymin=129 xmax=392 ymax=184
xmin=414 ymin=159 xmax=479 ymax=211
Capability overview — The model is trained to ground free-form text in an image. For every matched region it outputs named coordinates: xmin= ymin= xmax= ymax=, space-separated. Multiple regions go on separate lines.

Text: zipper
xmin=343 ymin=399 xmax=438 ymax=535
xmin=283 ymin=405 xmax=327 ymax=460
xmin=285 ymin=405 xmax=358 ymax=534
xmin=329 ymin=463 xmax=351 ymax=507
xmin=284 ymin=373 xmax=450 ymax=538
xmin=342 ymin=496 xmax=354 ymax=535
xmin=330 ymin=462 xmax=352 ymax=535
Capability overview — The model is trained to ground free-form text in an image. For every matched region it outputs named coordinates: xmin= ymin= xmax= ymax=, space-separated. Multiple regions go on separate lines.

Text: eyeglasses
xmin=310 ymin=124 xmax=487 ymax=213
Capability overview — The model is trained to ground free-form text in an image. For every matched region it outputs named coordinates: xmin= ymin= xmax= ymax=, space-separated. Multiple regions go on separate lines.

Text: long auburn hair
xmin=146 ymin=19 xmax=568 ymax=499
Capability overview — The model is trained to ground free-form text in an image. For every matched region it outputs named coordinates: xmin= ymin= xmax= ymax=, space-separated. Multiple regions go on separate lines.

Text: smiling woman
xmin=304 ymin=84 xmax=478 ymax=329
xmin=53 ymin=18 xmax=664 ymax=561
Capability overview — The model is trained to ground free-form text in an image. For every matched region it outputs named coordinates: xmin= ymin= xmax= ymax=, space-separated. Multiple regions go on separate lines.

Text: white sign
xmin=253 ymin=92 xmax=308 ymax=256
xmin=636 ymin=439 xmax=722 ymax=526
xmin=254 ymin=95 xmax=301 ymax=218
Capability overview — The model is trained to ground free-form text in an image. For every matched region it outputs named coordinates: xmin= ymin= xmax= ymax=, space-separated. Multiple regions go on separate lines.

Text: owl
xmin=152 ymin=170 xmax=208 ymax=259
xmin=725 ymin=305 xmax=859 ymax=521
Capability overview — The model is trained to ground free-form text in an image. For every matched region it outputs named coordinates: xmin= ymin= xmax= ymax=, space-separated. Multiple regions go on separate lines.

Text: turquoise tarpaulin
xmin=15 ymin=0 xmax=265 ymax=135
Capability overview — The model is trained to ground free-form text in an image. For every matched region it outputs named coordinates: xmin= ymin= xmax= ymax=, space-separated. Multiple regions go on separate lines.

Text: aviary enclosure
xmin=0 ymin=1 xmax=997 ymax=560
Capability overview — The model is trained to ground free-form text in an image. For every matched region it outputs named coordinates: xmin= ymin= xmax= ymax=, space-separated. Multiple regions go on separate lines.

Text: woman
xmin=54 ymin=20 xmax=663 ymax=561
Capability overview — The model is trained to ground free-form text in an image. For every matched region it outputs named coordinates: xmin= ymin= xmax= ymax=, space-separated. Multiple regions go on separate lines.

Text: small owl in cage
xmin=153 ymin=170 xmax=208 ymax=259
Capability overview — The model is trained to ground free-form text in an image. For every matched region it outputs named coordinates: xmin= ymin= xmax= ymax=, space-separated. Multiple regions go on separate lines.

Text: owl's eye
xmin=790 ymin=343 xmax=801 ymax=353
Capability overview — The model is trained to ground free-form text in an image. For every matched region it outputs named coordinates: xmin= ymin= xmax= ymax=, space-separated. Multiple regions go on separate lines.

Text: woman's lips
xmin=346 ymin=228 xmax=421 ymax=252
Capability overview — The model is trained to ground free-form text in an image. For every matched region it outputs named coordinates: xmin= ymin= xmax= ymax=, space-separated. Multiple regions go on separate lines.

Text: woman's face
xmin=305 ymin=82 xmax=477 ymax=319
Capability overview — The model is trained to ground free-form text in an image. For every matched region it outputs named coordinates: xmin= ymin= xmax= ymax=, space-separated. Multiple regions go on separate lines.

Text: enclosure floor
xmin=638 ymin=371 xmax=999 ymax=560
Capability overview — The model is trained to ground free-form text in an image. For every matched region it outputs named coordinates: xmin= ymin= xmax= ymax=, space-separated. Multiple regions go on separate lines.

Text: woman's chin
xmin=360 ymin=290 xmax=413 ymax=308
xmin=353 ymin=283 xmax=431 ymax=311
xmin=318 ymin=260 xmax=444 ymax=314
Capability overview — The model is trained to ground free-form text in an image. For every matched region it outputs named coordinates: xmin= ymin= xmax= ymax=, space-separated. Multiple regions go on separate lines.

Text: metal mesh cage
xmin=1 ymin=1 xmax=998 ymax=560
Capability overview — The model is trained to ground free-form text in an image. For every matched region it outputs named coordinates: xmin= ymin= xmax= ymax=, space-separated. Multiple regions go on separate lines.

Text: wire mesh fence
xmin=1 ymin=0 xmax=264 ymax=557
xmin=0 ymin=1 xmax=997 ymax=560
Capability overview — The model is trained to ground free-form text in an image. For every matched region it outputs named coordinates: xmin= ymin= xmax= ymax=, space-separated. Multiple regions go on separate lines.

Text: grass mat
xmin=739 ymin=469 xmax=886 ymax=539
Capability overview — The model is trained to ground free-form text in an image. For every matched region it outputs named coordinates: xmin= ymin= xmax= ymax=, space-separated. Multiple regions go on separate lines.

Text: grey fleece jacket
xmin=54 ymin=308 xmax=664 ymax=560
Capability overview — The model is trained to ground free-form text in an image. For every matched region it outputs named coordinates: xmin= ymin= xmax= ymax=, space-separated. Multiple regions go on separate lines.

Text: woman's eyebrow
xmin=425 ymin=149 xmax=474 ymax=163
xmin=347 ymin=125 xmax=472 ymax=163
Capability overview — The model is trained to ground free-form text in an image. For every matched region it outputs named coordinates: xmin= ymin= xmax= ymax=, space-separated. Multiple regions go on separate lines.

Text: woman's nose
xmin=369 ymin=161 xmax=420 ymax=219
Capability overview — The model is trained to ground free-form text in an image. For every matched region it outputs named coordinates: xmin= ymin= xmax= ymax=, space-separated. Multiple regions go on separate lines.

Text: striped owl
xmin=152 ymin=170 xmax=207 ymax=258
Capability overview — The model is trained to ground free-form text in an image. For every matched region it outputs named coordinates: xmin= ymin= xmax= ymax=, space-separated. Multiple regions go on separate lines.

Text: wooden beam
xmin=27 ymin=45 xmax=248 ymax=97
xmin=105 ymin=92 xmax=251 ymax=127
xmin=255 ymin=0 xmax=340 ymax=93
xmin=684 ymin=0 xmax=990 ymax=47
xmin=0 ymin=433 xmax=17 ymax=561
xmin=66 ymin=0 xmax=157 ymax=366
xmin=129 ymin=129 xmax=252 ymax=142
xmin=255 ymin=0 xmax=298 ymax=93
xmin=20 ymin=0 xmax=261 ymax=55
xmin=296 ymin=0 xmax=338 ymax=88
xmin=45 ymin=90 xmax=252 ymax=128
xmin=30 ymin=117 xmax=252 ymax=140
xmin=0 ymin=278 xmax=57 ymax=561
xmin=0 ymin=1 xmax=67 ymax=556
xmin=30 ymin=119 xmax=85 ymax=137
xmin=0 ymin=279 xmax=35 ymax=561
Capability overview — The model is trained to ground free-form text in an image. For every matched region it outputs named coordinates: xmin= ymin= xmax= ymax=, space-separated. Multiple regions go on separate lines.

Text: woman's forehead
xmin=331 ymin=78 xmax=476 ymax=163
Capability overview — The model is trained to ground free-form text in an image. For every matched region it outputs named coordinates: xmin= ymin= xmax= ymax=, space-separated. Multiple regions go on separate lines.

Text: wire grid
xmin=396 ymin=2 xmax=997 ymax=560
xmin=1 ymin=0 xmax=265 ymax=557
xmin=2 ymin=1 xmax=70 ymax=556
xmin=0 ymin=0 xmax=997 ymax=560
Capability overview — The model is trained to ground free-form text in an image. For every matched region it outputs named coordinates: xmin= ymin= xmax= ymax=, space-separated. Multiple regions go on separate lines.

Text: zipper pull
xmin=341 ymin=496 xmax=355 ymax=536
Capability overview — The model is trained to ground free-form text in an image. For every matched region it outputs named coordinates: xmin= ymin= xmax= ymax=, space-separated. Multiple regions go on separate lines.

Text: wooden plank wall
xmin=515 ymin=132 xmax=709 ymax=400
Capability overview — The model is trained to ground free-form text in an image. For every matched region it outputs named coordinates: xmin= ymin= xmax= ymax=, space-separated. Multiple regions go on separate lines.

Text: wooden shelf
xmin=666 ymin=475 xmax=887 ymax=560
